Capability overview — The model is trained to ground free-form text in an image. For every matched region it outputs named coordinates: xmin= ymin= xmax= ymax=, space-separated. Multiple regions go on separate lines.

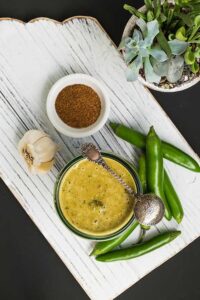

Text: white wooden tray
xmin=0 ymin=16 xmax=199 ymax=300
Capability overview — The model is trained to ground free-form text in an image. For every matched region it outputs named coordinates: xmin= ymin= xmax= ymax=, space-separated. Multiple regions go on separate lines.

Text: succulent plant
xmin=152 ymin=55 xmax=185 ymax=83
xmin=152 ymin=39 xmax=189 ymax=82
xmin=122 ymin=0 xmax=200 ymax=86
xmin=119 ymin=20 xmax=168 ymax=83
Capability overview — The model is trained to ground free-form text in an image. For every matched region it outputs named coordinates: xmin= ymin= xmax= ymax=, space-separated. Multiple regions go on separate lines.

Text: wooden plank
xmin=0 ymin=16 xmax=199 ymax=300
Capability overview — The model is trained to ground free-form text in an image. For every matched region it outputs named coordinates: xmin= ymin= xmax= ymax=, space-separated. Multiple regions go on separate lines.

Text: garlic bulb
xmin=18 ymin=130 xmax=58 ymax=174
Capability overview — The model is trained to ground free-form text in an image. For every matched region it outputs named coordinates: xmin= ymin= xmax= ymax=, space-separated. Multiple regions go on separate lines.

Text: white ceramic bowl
xmin=46 ymin=74 xmax=110 ymax=137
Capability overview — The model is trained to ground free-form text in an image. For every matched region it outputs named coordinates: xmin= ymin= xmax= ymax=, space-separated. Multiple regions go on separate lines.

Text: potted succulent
xmin=120 ymin=0 xmax=200 ymax=92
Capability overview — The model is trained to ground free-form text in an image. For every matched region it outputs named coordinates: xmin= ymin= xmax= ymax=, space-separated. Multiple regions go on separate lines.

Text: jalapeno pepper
xmin=90 ymin=221 xmax=139 ymax=256
xmin=138 ymin=154 xmax=150 ymax=232
xmin=138 ymin=153 xmax=147 ymax=193
xmin=146 ymin=126 xmax=172 ymax=220
xmin=110 ymin=123 xmax=200 ymax=172
xmin=138 ymin=152 xmax=183 ymax=223
xmin=164 ymin=170 xmax=184 ymax=224
xmin=96 ymin=231 xmax=181 ymax=262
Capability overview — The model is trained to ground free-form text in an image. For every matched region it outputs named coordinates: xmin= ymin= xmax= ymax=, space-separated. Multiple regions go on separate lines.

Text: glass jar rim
xmin=54 ymin=152 xmax=142 ymax=241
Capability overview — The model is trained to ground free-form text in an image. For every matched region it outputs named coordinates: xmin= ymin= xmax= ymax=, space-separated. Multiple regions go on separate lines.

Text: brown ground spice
xmin=55 ymin=84 xmax=101 ymax=128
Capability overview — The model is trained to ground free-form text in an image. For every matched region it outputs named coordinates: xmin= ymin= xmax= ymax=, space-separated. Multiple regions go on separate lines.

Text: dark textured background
xmin=0 ymin=0 xmax=200 ymax=299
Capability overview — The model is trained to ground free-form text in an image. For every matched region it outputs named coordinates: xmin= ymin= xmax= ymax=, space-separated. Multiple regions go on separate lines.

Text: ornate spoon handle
xmin=95 ymin=157 xmax=135 ymax=195
xmin=81 ymin=142 xmax=135 ymax=195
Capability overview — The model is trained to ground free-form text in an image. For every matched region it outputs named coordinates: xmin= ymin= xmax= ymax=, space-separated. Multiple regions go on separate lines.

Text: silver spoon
xmin=81 ymin=143 xmax=164 ymax=226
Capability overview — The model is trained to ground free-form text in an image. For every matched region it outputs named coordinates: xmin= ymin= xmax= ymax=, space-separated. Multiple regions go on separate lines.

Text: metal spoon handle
xmin=96 ymin=157 xmax=135 ymax=195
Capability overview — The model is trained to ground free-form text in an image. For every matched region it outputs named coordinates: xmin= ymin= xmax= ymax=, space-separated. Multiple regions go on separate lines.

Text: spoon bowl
xmin=134 ymin=194 xmax=165 ymax=226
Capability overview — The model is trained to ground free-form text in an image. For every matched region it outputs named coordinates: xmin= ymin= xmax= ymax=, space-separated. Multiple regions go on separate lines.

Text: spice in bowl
xmin=46 ymin=74 xmax=110 ymax=138
xmin=55 ymin=84 xmax=101 ymax=128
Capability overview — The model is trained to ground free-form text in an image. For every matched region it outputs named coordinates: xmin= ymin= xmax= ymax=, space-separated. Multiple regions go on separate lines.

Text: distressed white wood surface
xmin=0 ymin=16 xmax=199 ymax=300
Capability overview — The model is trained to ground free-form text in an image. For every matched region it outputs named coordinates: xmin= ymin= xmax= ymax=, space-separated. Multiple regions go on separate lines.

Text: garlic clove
xmin=18 ymin=129 xmax=57 ymax=174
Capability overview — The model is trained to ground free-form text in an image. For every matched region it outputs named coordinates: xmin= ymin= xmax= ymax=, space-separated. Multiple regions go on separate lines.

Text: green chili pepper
xmin=96 ymin=231 xmax=181 ymax=262
xmin=146 ymin=126 xmax=172 ymax=220
xmin=138 ymin=153 xmax=147 ymax=193
xmin=111 ymin=123 xmax=145 ymax=148
xmin=110 ymin=123 xmax=200 ymax=172
xmin=164 ymin=170 xmax=184 ymax=224
xmin=138 ymin=152 xmax=184 ymax=223
xmin=90 ymin=221 xmax=139 ymax=256
xmin=162 ymin=142 xmax=200 ymax=171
